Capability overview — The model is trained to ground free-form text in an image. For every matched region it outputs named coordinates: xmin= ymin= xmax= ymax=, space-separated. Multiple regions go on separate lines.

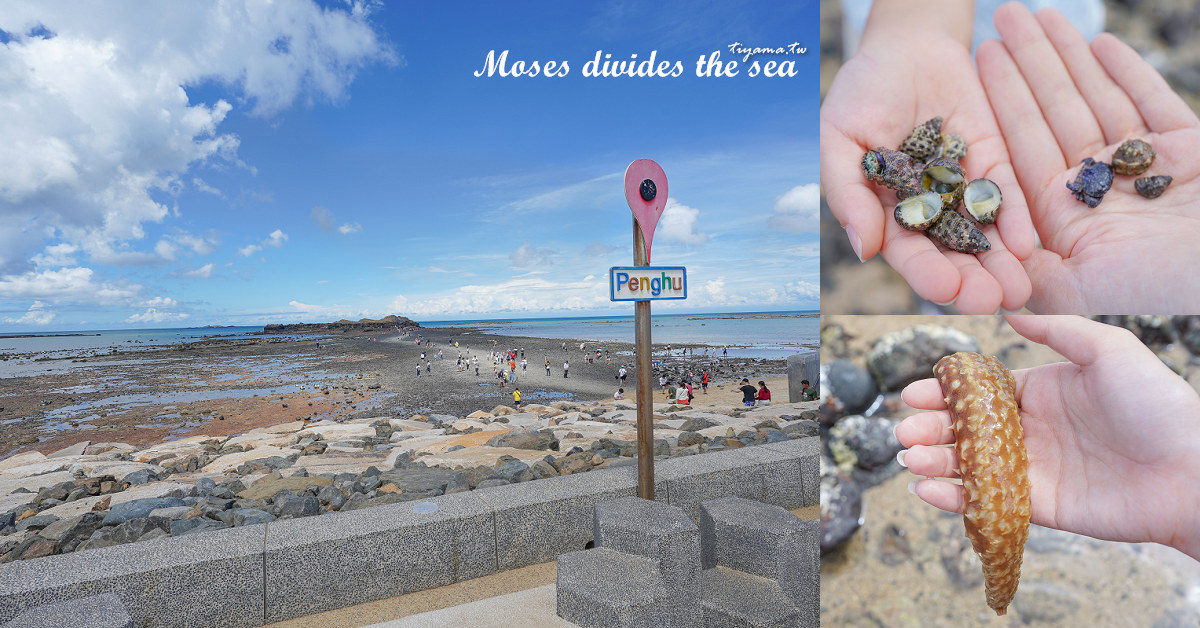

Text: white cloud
xmin=140 ymin=296 xmax=178 ymax=308
xmin=31 ymin=243 xmax=79 ymax=268
xmin=501 ymin=172 xmax=621 ymax=216
xmin=238 ymin=229 xmax=288 ymax=256
xmin=658 ymin=199 xmax=710 ymax=245
xmin=0 ymin=2 xmax=393 ymax=274
xmin=312 ymin=206 xmax=362 ymax=234
xmin=768 ymin=184 xmax=820 ymax=233
xmin=4 ymin=301 xmax=56 ymax=326
xmin=192 ymin=177 xmax=224 ymax=198
xmin=184 ymin=263 xmax=215 ymax=278
xmin=509 ymin=243 xmax=557 ymax=269
xmin=173 ymin=233 xmax=217 ymax=256
xmin=388 ymin=275 xmax=609 ymax=318
xmin=126 ymin=308 xmax=190 ymax=323
xmin=0 ymin=267 xmax=139 ymax=302
xmin=154 ymin=240 xmax=177 ymax=260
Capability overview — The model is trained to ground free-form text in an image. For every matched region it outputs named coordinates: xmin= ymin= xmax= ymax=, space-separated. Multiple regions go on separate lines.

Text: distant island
xmin=260 ymin=314 xmax=420 ymax=335
xmin=0 ymin=333 xmax=101 ymax=339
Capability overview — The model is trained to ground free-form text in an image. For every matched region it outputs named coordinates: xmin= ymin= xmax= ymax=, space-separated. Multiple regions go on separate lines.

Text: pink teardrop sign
xmin=624 ymin=159 xmax=668 ymax=263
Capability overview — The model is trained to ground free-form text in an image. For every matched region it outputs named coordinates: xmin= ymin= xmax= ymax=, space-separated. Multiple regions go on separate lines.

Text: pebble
xmin=822 ymin=360 xmax=878 ymax=414
xmin=820 ymin=452 xmax=863 ymax=554
xmin=866 ymin=325 xmax=980 ymax=391
xmin=1011 ymin=581 xmax=1081 ymax=623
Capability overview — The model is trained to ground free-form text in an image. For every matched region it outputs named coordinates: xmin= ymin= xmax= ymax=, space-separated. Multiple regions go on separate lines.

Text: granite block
xmin=0 ymin=525 xmax=266 ymax=628
xmin=700 ymin=496 xmax=818 ymax=626
xmin=593 ymin=496 xmax=701 ymax=624
xmin=474 ymin=466 xmax=666 ymax=571
xmin=762 ymin=437 xmax=819 ymax=507
xmin=701 ymin=566 xmax=802 ymax=628
xmin=736 ymin=445 xmax=805 ymax=510
xmin=556 ymin=548 xmax=672 ymax=628
xmin=263 ymin=490 xmax=494 ymax=622
xmin=656 ymin=449 xmax=766 ymax=523
xmin=1 ymin=592 xmax=133 ymax=628
xmin=786 ymin=351 xmax=819 ymax=403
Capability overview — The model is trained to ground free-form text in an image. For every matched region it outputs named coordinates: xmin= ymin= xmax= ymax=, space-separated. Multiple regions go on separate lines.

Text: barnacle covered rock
xmin=927 ymin=210 xmax=990 ymax=253
xmin=1112 ymin=139 xmax=1155 ymax=176
xmin=899 ymin=116 xmax=944 ymax=162
xmin=939 ymin=133 xmax=967 ymax=161
xmin=1066 ymin=158 xmax=1113 ymax=208
xmin=921 ymin=158 xmax=966 ymax=211
xmin=894 ymin=191 xmax=944 ymax=231
xmin=963 ymin=178 xmax=1002 ymax=225
xmin=1134 ymin=175 xmax=1172 ymax=199
xmin=862 ymin=147 xmax=923 ymax=199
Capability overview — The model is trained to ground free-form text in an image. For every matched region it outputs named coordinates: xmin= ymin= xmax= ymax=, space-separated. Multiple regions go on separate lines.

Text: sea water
xmin=423 ymin=311 xmax=818 ymax=359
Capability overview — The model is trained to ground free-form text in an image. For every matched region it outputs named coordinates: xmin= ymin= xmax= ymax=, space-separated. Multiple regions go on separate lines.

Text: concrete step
xmin=556 ymin=547 xmax=673 ymax=627
xmin=701 ymin=566 xmax=804 ymax=628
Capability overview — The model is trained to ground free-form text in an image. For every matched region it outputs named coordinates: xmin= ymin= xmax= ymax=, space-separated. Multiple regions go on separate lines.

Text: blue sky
xmin=0 ymin=0 xmax=819 ymax=331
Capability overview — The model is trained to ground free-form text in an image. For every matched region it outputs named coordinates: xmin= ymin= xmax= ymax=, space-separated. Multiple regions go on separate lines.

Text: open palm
xmin=821 ymin=31 xmax=1035 ymax=314
xmin=896 ymin=316 xmax=1200 ymax=560
xmin=978 ymin=4 xmax=1200 ymax=313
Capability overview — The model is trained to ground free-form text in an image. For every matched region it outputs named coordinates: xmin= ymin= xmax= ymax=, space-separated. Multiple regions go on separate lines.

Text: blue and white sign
xmin=609 ymin=266 xmax=687 ymax=301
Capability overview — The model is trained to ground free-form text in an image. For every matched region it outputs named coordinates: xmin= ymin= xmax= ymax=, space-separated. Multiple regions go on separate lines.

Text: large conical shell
xmin=921 ymin=158 xmax=966 ymax=211
xmin=927 ymin=210 xmax=990 ymax=253
xmin=963 ymin=178 xmax=1002 ymax=225
xmin=894 ymin=191 xmax=944 ymax=231
xmin=899 ymin=116 xmax=944 ymax=162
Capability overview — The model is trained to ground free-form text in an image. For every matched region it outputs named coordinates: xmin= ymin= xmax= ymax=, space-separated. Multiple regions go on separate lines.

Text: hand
xmin=896 ymin=315 xmax=1200 ymax=560
xmin=820 ymin=1 xmax=1036 ymax=314
xmin=977 ymin=3 xmax=1200 ymax=313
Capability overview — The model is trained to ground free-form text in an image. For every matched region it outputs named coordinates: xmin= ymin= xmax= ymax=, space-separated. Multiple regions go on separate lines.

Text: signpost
xmin=617 ymin=158 xmax=682 ymax=500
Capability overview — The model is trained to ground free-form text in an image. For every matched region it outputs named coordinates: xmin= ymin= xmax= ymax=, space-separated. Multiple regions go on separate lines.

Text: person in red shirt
xmin=701 ymin=371 xmax=710 ymax=394
xmin=755 ymin=381 xmax=772 ymax=406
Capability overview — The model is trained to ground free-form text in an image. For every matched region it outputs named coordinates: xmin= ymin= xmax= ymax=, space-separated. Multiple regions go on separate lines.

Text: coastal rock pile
xmin=0 ymin=398 xmax=817 ymax=563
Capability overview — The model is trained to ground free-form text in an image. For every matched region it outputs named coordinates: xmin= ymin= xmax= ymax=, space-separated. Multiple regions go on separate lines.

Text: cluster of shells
xmin=860 ymin=117 xmax=999 ymax=254
xmin=1066 ymin=138 xmax=1172 ymax=207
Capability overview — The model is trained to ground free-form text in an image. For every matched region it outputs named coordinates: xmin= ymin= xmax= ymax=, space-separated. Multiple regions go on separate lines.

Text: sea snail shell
xmin=921 ymin=158 xmax=966 ymax=211
xmin=963 ymin=178 xmax=1002 ymax=225
xmin=894 ymin=191 xmax=945 ymax=231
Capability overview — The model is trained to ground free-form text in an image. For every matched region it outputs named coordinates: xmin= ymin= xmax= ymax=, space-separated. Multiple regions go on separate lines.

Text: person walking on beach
xmin=521 ymin=358 xmax=527 ymax=372
xmin=416 ymin=363 xmax=421 ymax=378
xmin=799 ymin=380 xmax=817 ymax=401
xmin=738 ymin=379 xmax=757 ymax=407
xmin=701 ymin=370 xmax=709 ymax=394
xmin=563 ymin=360 xmax=569 ymax=378
xmin=755 ymin=381 xmax=771 ymax=406
xmin=562 ymin=342 xmax=567 ymax=352
xmin=426 ymin=361 xmax=431 ymax=374
xmin=659 ymin=375 xmax=667 ymax=392
xmin=722 ymin=347 xmax=727 ymax=358
xmin=545 ymin=359 xmax=551 ymax=376
xmin=617 ymin=366 xmax=627 ymax=385
xmin=513 ymin=388 xmax=521 ymax=409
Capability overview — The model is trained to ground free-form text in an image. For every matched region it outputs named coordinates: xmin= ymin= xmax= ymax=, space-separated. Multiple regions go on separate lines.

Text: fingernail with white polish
xmin=907 ymin=480 xmax=919 ymax=495
xmin=896 ymin=449 xmax=908 ymax=468
xmin=845 ymin=225 xmax=863 ymax=262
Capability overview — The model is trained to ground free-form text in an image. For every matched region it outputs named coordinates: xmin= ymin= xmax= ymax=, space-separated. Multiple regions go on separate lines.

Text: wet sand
xmin=0 ymin=325 xmax=788 ymax=461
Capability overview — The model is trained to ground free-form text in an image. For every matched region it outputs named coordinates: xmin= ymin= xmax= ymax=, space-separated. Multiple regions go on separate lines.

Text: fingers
xmin=984 ymin=160 xmax=1037 ymax=261
xmin=895 ymin=409 xmax=953 ymax=447
xmin=976 ymin=39 xmax=1065 ymax=212
xmin=901 ymin=378 xmax=945 ymax=410
xmin=899 ymin=445 xmax=960 ymax=478
xmin=910 ymin=479 xmax=966 ymax=515
xmin=881 ymin=224 xmax=963 ymax=306
xmin=1005 ymin=314 xmax=1118 ymax=366
xmin=943 ymin=251 xmax=1003 ymax=314
xmin=819 ymin=122 xmax=886 ymax=262
xmin=1036 ymin=9 xmax=1145 ymax=144
xmin=974 ymin=232 xmax=1032 ymax=312
xmin=1091 ymin=33 xmax=1200 ymax=133
xmin=993 ymin=4 xmax=1107 ymax=165
xmin=1020 ymin=247 xmax=1084 ymax=313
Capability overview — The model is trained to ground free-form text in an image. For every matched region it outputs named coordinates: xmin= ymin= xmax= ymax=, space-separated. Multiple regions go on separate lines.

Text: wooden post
xmin=633 ymin=217 xmax=654 ymax=500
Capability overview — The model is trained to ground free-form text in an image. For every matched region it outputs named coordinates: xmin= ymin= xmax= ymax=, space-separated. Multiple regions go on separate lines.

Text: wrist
xmin=859 ymin=0 xmax=975 ymax=52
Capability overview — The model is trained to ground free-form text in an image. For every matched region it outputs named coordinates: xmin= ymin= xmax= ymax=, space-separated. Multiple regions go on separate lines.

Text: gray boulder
xmin=15 ymin=514 xmax=59 ymax=533
xmin=102 ymin=497 xmax=185 ymax=526
xmin=866 ymin=324 xmax=980 ymax=391
xmin=378 ymin=467 xmax=455 ymax=494
xmin=219 ymin=508 xmax=275 ymax=527
xmin=491 ymin=459 xmax=534 ymax=484
xmin=485 ymin=427 xmax=559 ymax=451
xmin=121 ymin=468 xmax=159 ymax=485
xmin=109 ymin=516 xmax=170 ymax=545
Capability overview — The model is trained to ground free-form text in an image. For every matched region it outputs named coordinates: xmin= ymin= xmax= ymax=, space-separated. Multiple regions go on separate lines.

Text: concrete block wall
xmin=787 ymin=351 xmax=820 ymax=402
xmin=0 ymin=436 xmax=817 ymax=627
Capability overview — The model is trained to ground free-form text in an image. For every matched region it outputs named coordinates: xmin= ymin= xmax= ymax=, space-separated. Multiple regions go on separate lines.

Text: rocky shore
xmin=1 ymin=395 xmax=816 ymax=563
xmin=819 ymin=315 xmax=1200 ymax=626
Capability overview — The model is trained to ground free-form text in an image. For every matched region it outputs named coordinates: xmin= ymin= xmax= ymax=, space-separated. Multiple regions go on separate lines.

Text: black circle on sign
xmin=639 ymin=179 xmax=657 ymax=201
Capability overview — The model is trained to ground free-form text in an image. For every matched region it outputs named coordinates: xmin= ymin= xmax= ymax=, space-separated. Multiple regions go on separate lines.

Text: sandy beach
xmin=0 ymin=324 xmax=789 ymax=462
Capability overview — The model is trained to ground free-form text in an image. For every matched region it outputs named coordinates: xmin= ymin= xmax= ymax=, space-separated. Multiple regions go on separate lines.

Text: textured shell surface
xmin=927 ymin=210 xmax=990 ymax=253
xmin=1066 ymin=158 xmax=1114 ymax=208
xmin=939 ymin=133 xmax=968 ymax=161
xmin=1111 ymin=138 xmax=1155 ymax=176
xmin=963 ymin=178 xmax=1002 ymax=225
xmin=862 ymin=147 xmax=923 ymax=199
xmin=921 ymin=157 xmax=966 ymax=210
xmin=1134 ymin=174 xmax=1172 ymax=199
xmin=899 ymin=116 xmax=944 ymax=162
xmin=894 ymin=191 xmax=944 ymax=231
xmin=935 ymin=352 xmax=1030 ymax=616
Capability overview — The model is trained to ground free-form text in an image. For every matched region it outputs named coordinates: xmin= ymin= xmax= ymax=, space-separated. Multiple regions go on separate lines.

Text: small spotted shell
xmin=939 ymin=133 xmax=967 ymax=161
xmin=1112 ymin=139 xmax=1155 ymax=176
xmin=899 ymin=117 xmax=944 ymax=162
